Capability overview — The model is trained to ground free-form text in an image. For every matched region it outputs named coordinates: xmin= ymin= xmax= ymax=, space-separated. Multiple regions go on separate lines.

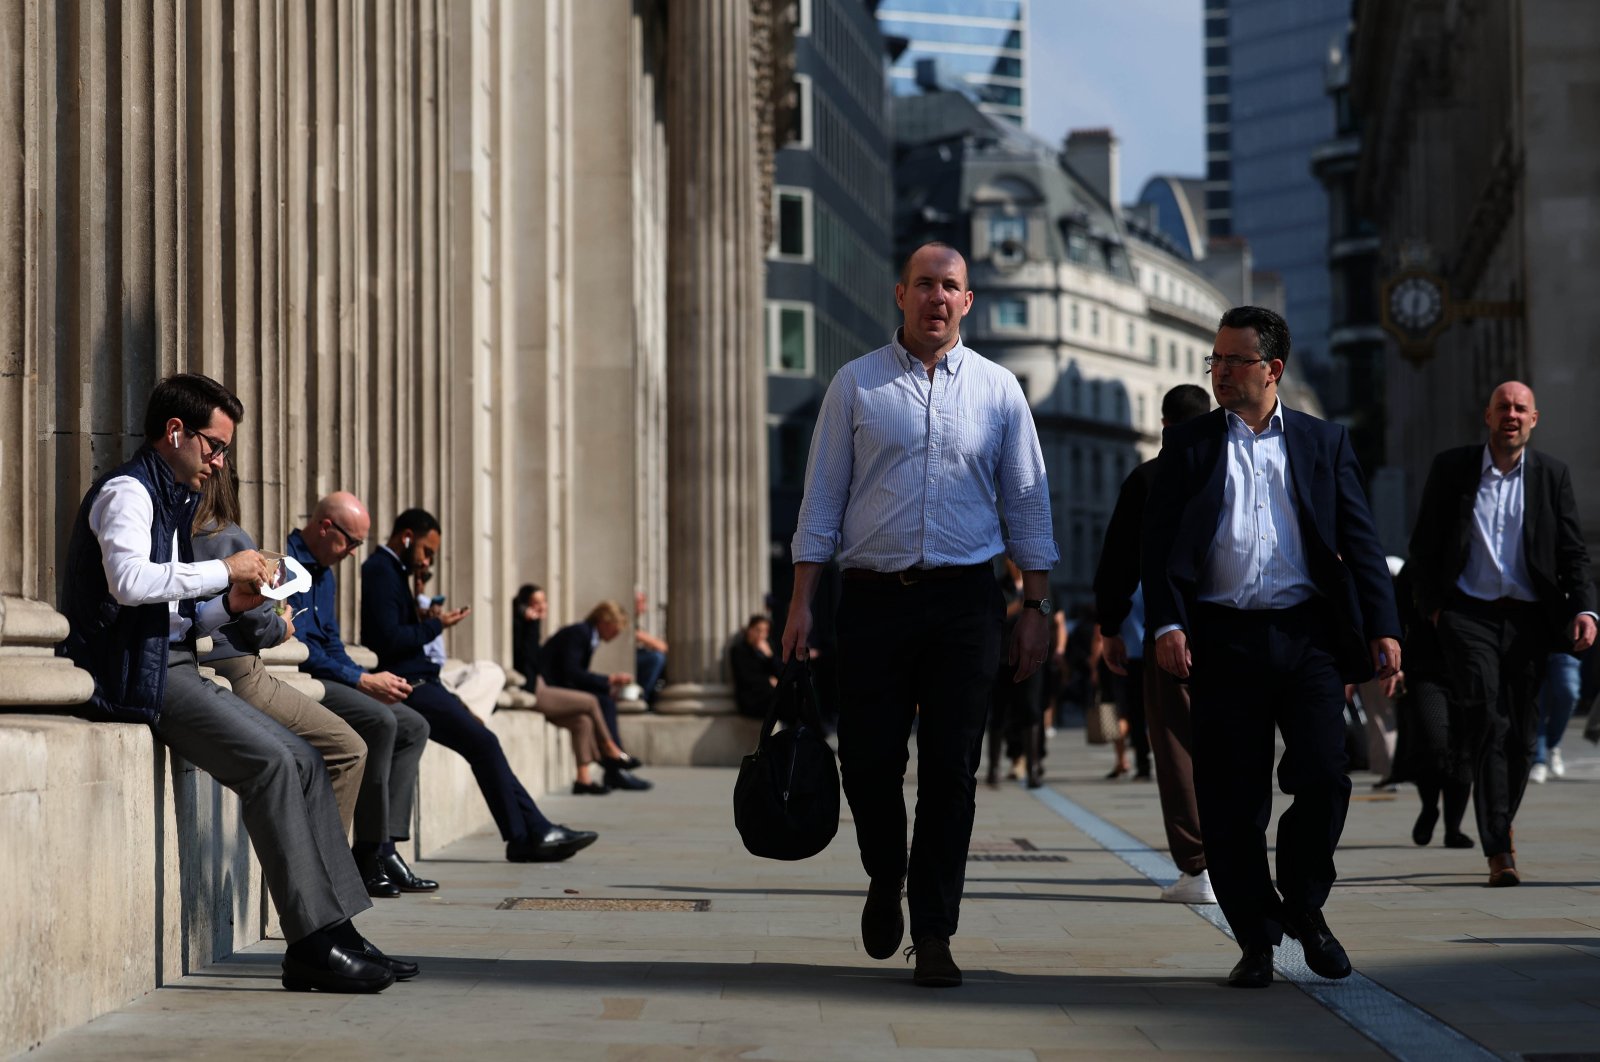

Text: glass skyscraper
xmin=876 ymin=0 xmax=1026 ymax=125
xmin=1205 ymin=0 xmax=1348 ymax=384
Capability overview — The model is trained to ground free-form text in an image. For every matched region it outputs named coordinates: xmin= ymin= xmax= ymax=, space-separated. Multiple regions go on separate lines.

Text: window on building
xmin=993 ymin=296 xmax=1028 ymax=330
xmin=1187 ymin=347 xmax=1196 ymax=375
xmin=777 ymin=421 xmax=808 ymax=487
xmin=1168 ymin=341 xmax=1178 ymax=369
xmin=1148 ymin=335 xmax=1158 ymax=361
xmin=789 ymin=75 xmax=812 ymax=147
xmin=1066 ymin=229 xmax=1090 ymax=264
xmin=1137 ymin=394 xmax=1147 ymax=426
xmin=1070 ymin=302 xmax=1080 ymax=331
xmin=989 ymin=215 xmax=1026 ymax=264
xmin=767 ymin=301 xmax=814 ymax=374
xmin=1089 ymin=380 xmax=1101 ymax=418
xmin=1090 ymin=451 xmax=1104 ymax=496
xmin=1126 ymin=320 xmax=1135 ymax=349
xmin=1069 ymin=447 xmax=1082 ymax=493
xmin=1090 ymin=308 xmax=1100 ymax=336
xmin=772 ymin=188 xmax=811 ymax=260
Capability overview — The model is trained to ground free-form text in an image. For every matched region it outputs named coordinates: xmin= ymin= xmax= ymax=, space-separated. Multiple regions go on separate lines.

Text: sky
xmin=1027 ymin=0 xmax=1204 ymax=204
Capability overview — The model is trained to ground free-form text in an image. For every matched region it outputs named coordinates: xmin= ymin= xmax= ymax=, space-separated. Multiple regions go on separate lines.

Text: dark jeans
xmin=404 ymin=680 xmax=552 ymax=843
xmin=1188 ymin=602 xmax=1350 ymax=948
xmin=635 ymin=648 xmax=667 ymax=708
xmin=836 ymin=567 xmax=1003 ymax=943
xmin=1435 ymin=598 xmax=1549 ymax=858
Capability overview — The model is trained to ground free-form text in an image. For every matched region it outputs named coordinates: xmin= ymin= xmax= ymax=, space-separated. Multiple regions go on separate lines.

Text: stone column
xmin=0 ymin=1 xmax=93 ymax=709
xmin=657 ymin=0 xmax=769 ymax=714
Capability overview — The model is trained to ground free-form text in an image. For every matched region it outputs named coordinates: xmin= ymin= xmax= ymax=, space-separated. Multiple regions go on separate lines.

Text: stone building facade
xmin=0 ymin=0 xmax=784 ymax=713
xmin=1347 ymin=0 xmax=1600 ymax=552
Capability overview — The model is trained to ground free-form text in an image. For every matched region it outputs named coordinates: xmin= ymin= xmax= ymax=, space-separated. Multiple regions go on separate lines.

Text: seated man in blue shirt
xmin=285 ymin=493 xmax=435 ymax=897
xmin=360 ymin=508 xmax=598 ymax=862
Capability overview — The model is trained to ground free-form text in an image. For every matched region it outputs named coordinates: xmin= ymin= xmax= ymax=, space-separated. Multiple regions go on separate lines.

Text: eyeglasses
xmin=1202 ymin=354 xmax=1268 ymax=371
xmin=326 ymin=517 xmax=366 ymax=551
xmin=184 ymin=426 xmax=232 ymax=463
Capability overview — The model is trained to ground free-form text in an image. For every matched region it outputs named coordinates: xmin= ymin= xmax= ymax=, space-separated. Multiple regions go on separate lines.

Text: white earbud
xmin=170 ymin=430 xmax=179 ymax=448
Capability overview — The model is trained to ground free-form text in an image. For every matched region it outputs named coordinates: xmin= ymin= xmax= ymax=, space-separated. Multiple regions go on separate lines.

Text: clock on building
xmin=1388 ymin=274 xmax=1445 ymax=330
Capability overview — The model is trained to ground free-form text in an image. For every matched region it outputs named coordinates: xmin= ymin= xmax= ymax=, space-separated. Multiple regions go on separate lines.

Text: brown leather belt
xmin=842 ymin=563 xmax=988 ymax=585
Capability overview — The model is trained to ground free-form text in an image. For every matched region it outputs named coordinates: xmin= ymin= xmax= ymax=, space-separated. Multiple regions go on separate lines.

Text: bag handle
xmin=755 ymin=656 xmax=826 ymax=748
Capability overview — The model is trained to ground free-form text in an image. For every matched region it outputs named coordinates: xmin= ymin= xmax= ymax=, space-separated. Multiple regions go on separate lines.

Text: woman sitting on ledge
xmin=511 ymin=584 xmax=651 ymax=794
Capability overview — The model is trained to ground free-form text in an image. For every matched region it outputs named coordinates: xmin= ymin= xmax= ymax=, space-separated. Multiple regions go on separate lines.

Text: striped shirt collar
xmin=1223 ymin=398 xmax=1286 ymax=436
xmin=891 ymin=328 xmax=968 ymax=376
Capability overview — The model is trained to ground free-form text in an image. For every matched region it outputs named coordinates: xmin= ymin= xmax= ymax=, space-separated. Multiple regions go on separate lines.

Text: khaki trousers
xmin=210 ymin=654 xmax=368 ymax=838
xmin=524 ymin=676 xmax=615 ymax=766
xmin=1143 ymin=659 xmax=1206 ymax=876
xmin=440 ymin=659 xmax=508 ymax=724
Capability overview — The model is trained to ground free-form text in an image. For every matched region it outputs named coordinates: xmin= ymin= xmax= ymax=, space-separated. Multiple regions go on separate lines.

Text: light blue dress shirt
xmin=1456 ymin=446 xmax=1538 ymax=602
xmin=1155 ymin=401 xmax=1317 ymax=639
xmin=1121 ymin=585 xmax=1145 ymax=661
xmin=791 ymin=332 xmax=1058 ymax=573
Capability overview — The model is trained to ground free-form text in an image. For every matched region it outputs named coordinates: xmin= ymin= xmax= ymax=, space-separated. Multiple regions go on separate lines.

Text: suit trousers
xmin=316 ymin=680 xmax=429 ymax=843
xmin=155 ymin=651 xmax=371 ymax=942
xmin=1142 ymin=660 xmax=1206 ymax=876
xmin=836 ymin=567 xmax=1002 ymax=943
xmin=1188 ymin=602 xmax=1350 ymax=948
xmin=208 ymin=654 xmax=368 ymax=838
xmin=404 ymin=679 xmax=553 ymax=842
xmin=1434 ymin=598 xmax=1549 ymax=858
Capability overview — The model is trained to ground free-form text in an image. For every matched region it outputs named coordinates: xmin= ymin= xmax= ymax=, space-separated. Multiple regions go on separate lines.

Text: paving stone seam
xmin=1029 ymin=785 xmax=1506 ymax=1062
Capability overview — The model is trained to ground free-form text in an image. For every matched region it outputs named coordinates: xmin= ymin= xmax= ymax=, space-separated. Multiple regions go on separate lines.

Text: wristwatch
xmin=1023 ymin=598 xmax=1054 ymax=616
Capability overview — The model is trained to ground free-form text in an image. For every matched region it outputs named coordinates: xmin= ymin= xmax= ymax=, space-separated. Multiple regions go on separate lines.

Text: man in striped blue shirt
xmin=1143 ymin=306 xmax=1400 ymax=989
xmin=783 ymin=242 xmax=1057 ymax=988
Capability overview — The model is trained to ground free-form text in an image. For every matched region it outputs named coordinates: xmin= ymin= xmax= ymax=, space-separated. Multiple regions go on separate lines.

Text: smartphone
xmin=431 ymin=595 xmax=446 ymax=606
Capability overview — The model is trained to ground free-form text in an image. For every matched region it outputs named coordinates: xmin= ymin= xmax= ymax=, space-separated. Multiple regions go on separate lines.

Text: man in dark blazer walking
xmin=1143 ymin=306 xmax=1401 ymax=989
xmin=1408 ymin=382 xmax=1596 ymax=887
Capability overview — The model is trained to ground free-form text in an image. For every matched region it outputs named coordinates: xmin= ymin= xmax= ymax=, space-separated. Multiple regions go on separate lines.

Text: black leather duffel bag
xmin=733 ymin=659 xmax=840 ymax=860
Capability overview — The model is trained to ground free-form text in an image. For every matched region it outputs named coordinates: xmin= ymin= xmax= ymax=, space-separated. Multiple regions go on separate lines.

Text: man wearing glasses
xmin=59 ymin=374 xmax=409 ymax=992
xmin=286 ymin=493 xmax=435 ymax=897
xmin=1142 ymin=306 xmax=1400 ymax=989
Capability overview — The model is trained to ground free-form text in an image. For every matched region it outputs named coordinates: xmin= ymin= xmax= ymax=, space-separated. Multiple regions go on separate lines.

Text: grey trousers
xmin=155 ymin=651 xmax=371 ymax=942
xmin=318 ymin=680 xmax=428 ymax=843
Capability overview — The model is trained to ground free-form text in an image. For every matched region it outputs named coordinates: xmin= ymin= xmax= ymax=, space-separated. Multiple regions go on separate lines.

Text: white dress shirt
xmin=1156 ymin=401 xmax=1317 ymax=639
xmin=88 ymin=477 xmax=233 ymax=643
xmin=791 ymin=331 xmax=1058 ymax=572
xmin=1455 ymin=446 xmax=1538 ymax=603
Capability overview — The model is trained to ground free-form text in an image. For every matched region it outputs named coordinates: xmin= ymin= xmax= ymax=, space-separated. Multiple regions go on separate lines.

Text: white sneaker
xmin=1550 ymin=747 xmax=1566 ymax=778
xmin=1160 ymin=869 xmax=1216 ymax=905
xmin=1530 ymin=762 xmax=1549 ymax=784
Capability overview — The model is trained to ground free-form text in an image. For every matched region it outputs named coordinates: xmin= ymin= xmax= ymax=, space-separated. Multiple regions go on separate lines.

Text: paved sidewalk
xmin=23 ymin=721 xmax=1600 ymax=1060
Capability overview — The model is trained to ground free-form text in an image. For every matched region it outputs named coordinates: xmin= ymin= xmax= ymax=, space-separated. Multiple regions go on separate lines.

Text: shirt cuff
xmin=1004 ymin=538 xmax=1060 ymax=571
xmin=194 ymin=595 xmax=233 ymax=637
xmin=1152 ymin=624 xmax=1183 ymax=641
xmin=790 ymin=530 xmax=840 ymax=565
xmin=201 ymin=558 xmax=233 ymax=595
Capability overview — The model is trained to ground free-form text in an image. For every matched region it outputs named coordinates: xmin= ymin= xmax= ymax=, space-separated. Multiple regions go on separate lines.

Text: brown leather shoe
xmin=1487 ymin=852 xmax=1520 ymax=887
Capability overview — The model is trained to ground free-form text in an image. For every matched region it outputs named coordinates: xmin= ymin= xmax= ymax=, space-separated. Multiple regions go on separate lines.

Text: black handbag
xmin=733 ymin=660 xmax=840 ymax=860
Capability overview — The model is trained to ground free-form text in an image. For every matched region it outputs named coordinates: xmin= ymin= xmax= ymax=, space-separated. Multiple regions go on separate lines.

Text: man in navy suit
xmin=542 ymin=601 xmax=652 ymax=791
xmin=1408 ymin=382 xmax=1596 ymax=887
xmin=1143 ymin=306 xmax=1401 ymax=989
xmin=360 ymin=508 xmax=599 ymax=862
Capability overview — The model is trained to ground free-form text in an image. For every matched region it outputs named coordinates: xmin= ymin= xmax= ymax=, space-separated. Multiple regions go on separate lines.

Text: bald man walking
xmin=1409 ymin=382 xmax=1597 ymax=887
xmin=287 ymin=493 xmax=436 ymax=897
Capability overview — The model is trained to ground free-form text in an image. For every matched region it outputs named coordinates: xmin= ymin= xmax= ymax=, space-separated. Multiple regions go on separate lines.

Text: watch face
xmin=1389 ymin=276 xmax=1444 ymax=330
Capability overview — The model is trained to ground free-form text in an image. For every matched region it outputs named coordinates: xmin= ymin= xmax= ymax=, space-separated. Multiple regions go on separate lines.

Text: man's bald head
xmin=304 ymin=491 xmax=372 ymax=567
xmin=1485 ymin=380 xmax=1539 ymax=466
xmin=898 ymin=241 xmax=968 ymax=289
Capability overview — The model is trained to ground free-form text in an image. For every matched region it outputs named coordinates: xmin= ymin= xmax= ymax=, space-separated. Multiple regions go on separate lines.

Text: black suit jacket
xmin=1141 ymin=406 xmax=1400 ymax=683
xmin=359 ymin=549 xmax=445 ymax=683
xmin=1094 ymin=458 xmax=1157 ymax=639
xmin=542 ymin=622 xmax=610 ymax=696
xmin=1407 ymin=444 xmax=1595 ymax=646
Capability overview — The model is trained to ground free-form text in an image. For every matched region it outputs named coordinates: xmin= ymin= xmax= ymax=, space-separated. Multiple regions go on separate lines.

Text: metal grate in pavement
xmin=497 ymin=898 xmax=709 ymax=912
xmin=967 ymin=838 xmax=1039 ymax=852
xmin=967 ymin=853 xmax=1070 ymax=863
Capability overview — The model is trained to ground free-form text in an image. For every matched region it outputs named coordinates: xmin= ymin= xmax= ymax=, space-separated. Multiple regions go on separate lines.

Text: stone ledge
xmin=616 ymin=713 xmax=762 ymax=767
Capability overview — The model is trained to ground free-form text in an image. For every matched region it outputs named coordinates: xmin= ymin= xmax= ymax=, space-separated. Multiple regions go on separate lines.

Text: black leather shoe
xmin=354 ymin=850 xmax=401 ymax=899
xmin=378 ymin=850 xmax=439 ymax=893
xmin=602 ymin=767 xmax=653 ymax=791
xmin=601 ymin=752 xmax=643 ymax=771
xmin=358 ymin=937 xmax=419 ymax=981
xmin=572 ymin=780 xmax=611 ymax=795
xmin=1412 ymin=804 xmax=1439 ymax=846
xmin=282 ymin=944 xmax=395 ymax=993
xmin=1227 ymin=944 xmax=1274 ymax=988
xmin=906 ymin=937 xmax=962 ymax=987
xmin=861 ymin=877 xmax=905 ymax=960
xmin=506 ymin=825 xmax=599 ymax=863
xmin=1282 ymin=908 xmax=1352 ymax=979
xmin=1444 ymin=830 xmax=1476 ymax=849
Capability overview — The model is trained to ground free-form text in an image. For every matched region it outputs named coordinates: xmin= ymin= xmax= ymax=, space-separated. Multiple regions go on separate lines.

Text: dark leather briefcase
xmin=733 ymin=660 xmax=840 ymax=860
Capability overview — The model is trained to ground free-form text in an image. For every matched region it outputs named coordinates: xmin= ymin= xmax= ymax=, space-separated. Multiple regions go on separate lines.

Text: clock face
xmin=1389 ymin=276 xmax=1445 ymax=330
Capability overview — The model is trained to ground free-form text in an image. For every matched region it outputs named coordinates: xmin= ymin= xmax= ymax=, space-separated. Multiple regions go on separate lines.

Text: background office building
xmin=876 ymin=0 xmax=1026 ymax=125
xmin=1204 ymin=0 xmax=1349 ymax=400
xmin=767 ymin=0 xmax=898 ymax=597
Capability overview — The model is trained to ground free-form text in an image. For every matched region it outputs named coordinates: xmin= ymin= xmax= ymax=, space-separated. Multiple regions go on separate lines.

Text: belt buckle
xmin=898 ymin=569 xmax=920 ymax=586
